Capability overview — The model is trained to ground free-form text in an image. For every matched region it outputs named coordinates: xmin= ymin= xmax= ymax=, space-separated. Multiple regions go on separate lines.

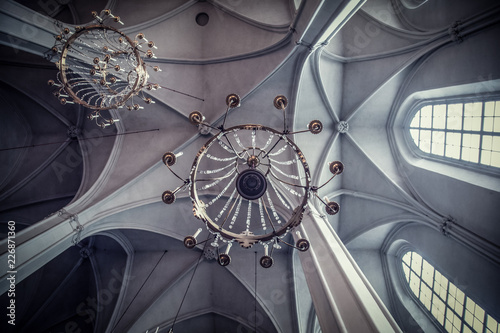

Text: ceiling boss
xmin=163 ymin=94 xmax=344 ymax=268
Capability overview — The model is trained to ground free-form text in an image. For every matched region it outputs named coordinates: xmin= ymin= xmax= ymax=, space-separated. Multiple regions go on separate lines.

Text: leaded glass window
xmin=409 ymin=100 xmax=500 ymax=169
xmin=402 ymin=251 xmax=499 ymax=333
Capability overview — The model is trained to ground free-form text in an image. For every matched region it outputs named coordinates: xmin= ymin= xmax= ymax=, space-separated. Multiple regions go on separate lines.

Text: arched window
xmin=408 ymin=99 xmax=500 ymax=170
xmin=401 ymin=251 xmax=499 ymax=333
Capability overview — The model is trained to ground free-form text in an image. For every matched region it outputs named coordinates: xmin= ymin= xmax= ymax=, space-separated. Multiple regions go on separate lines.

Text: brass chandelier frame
xmin=162 ymin=94 xmax=343 ymax=268
xmin=47 ymin=9 xmax=161 ymax=128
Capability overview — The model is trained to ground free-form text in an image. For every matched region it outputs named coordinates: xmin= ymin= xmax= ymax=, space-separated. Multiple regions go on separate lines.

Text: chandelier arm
xmin=166 ymin=164 xmax=187 ymax=183
xmin=269 ymin=170 xmax=308 ymax=189
xmin=171 ymin=182 xmax=189 ymax=195
xmin=316 ymin=173 xmax=338 ymax=190
xmin=277 ymin=238 xmax=304 ymax=251
xmin=219 ymin=194 xmax=241 ymax=229
xmin=260 ymin=198 xmax=277 ymax=233
xmin=313 ymin=192 xmax=329 ymax=206
xmin=193 ymin=236 xmax=215 ymax=247
xmin=285 ymin=129 xmax=312 ymax=135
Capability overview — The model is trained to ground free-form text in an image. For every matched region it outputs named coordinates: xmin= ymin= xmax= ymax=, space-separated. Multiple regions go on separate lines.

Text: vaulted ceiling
xmin=0 ymin=0 xmax=499 ymax=332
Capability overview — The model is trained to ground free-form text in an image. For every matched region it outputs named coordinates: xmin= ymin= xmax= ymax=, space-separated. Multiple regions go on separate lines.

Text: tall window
xmin=408 ymin=99 xmax=500 ymax=169
xmin=402 ymin=251 xmax=500 ymax=333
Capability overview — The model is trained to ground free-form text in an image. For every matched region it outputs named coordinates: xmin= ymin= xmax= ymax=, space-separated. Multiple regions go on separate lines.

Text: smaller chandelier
xmin=162 ymin=94 xmax=343 ymax=268
xmin=47 ymin=9 xmax=161 ymax=128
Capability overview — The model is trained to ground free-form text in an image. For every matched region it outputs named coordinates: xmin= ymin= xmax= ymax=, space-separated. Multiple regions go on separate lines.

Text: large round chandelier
xmin=47 ymin=9 xmax=161 ymax=128
xmin=163 ymin=94 xmax=343 ymax=268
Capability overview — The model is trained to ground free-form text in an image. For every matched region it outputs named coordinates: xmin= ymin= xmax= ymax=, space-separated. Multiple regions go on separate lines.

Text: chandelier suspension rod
xmin=286 ymin=129 xmax=315 ymax=135
xmin=259 ymin=137 xmax=283 ymax=159
xmin=165 ymin=164 xmax=188 ymax=183
xmin=315 ymin=173 xmax=339 ymax=190
xmin=221 ymin=104 xmax=231 ymax=129
xmin=221 ymin=134 xmax=242 ymax=157
xmin=281 ymin=106 xmax=287 ymax=134
xmin=277 ymin=238 xmax=305 ymax=251
xmin=313 ymin=192 xmax=330 ymax=206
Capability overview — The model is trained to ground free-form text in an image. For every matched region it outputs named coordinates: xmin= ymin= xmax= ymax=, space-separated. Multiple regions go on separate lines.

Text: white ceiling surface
xmin=0 ymin=0 xmax=499 ymax=332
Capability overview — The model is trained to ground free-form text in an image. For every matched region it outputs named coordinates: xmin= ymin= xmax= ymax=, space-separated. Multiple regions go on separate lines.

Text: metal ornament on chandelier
xmin=162 ymin=94 xmax=343 ymax=268
xmin=47 ymin=9 xmax=162 ymax=128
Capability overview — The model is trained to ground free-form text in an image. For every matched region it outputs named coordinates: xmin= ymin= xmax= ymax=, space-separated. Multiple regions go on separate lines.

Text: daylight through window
xmin=409 ymin=100 xmax=500 ymax=168
xmin=402 ymin=251 xmax=499 ymax=333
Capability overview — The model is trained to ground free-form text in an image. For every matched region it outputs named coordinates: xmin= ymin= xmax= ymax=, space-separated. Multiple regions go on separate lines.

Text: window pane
xmin=432 ymin=131 xmax=445 ymax=155
xmin=487 ymin=315 xmax=498 ymax=332
xmin=456 ymin=288 xmax=465 ymax=304
xmin=422 ymin=260 xmax=434 ymax=286
xmin=411 ymin=252 xmax=422 ymax=276
xmin=484 ymin=101 xmax=495 ymax=117
xmin=410 ymin=129 xmax=419 ymax=146
xmin=492 ymin=151 xmax=500 ymax=168
xmin=482 ymin=150 xmax=492 ymax=165
xmin=420 ymin=130 xmax=431 ymax=153
xmin=462 ymin=134 xmax=480 ymax=163
xmin=464 ymin=102 xmax=482 ymax=131
xmin=403 ymin=264 xmax=410 ymax=282
xmin=402 ymin=252 xmax=412 ymax=265
xmin=484 ymin=117 xmax=494 ymax=132
xmin=434 ymin=105 xmax=446 ymax=129
xmin=494 ymin=117 xmax=500 ymax=132
xmin=447 ymin=103 xmax=463 ymax=130
xmin=465 ymin=102 xmax=482 ymax=117
xmin=493 ymin=136 xmax=500 ymax=152
xmin=410 ymin=110 xmax=420 ymax=127
xmin=446 ymin=132 xmax=461 ymax=159
xmin=421 ymin=105 xmax=432 ymax=128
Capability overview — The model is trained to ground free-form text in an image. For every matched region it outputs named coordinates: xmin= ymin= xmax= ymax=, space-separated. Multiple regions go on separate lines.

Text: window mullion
xmin=444 ymin=104 xmax=449 ymax=158
xmin=478 ymin=101 xmax=485 ymax=165
xmin=430 ymin=105 xmax=435 ymax=155
xmin=459 ymin=103 xmax=464 ymax=161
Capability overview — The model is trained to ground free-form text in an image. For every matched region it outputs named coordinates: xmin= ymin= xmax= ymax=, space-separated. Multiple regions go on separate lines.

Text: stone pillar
xmin=295 ymin=209 xmax=401 ymax=332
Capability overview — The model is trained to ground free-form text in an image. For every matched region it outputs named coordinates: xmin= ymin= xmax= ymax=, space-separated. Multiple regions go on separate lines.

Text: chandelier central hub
xmin=247 ymin=155 xmax=260 ymax=168
xmin=236 ymin=169 xmax=267 ymax=200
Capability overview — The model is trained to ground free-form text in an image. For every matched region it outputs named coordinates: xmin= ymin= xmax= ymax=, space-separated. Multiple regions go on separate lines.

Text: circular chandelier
xmin=162 ymin=94 xmax=343 ymax=268
xmin=47 ymin=9 xmax=161 ymax=128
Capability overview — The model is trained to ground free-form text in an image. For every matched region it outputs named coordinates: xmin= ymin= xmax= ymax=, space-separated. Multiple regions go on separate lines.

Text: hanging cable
xmin=254 ymin=251 xmax=257 ymax=333
xmin=169 ymin=233 xmax=210 ymax=332
xmin=111 ymin=250 xmax=167 ymax=333
xmin=0 ymin=128 xmax=159 ymax=152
